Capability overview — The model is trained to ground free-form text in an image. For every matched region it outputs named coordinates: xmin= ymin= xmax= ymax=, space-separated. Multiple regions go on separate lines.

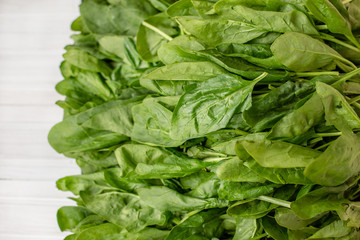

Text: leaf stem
xmin=351 ymin=101 xmax=360 ymax=110
xmin=349 ymin=95 xmax=360 ymax=104
xmin=342 ymin=0 xmax=353 ymax=4
xmin=346 ymin=34 xmax=360 ymax=49
xmin=315 ymin=140 xmax=335 ymax=150
xmin=234 ymin=129 xmax=250 ymax=135
xmin=249 ymin=233 xmax=268 ymax=240
xmin=257 ymin=195 xmax=291 ymax=208
xmin=295 ymin=71 xmax=339 ymax=77
xmin=308 ymin=137 xmax=323 ymax=145
xmin=316 ymin=132 xmax=342 ymax=137
xmin=316 ymin=25 xmax=328 ymax=30
xmin=317 ymin=33 xmax=360 ymax=54
xmin=334 ymin=55 xmax=357 ymax=70
xmin=332 ymin=68 xmax=360 ymax=86
xmin=253 ymin=72 xmax=269 ymax=82
xmin=142 ymin=21 xmax=173 ymax=41
xmin=203 ymin=157 xmax=231 ymax=162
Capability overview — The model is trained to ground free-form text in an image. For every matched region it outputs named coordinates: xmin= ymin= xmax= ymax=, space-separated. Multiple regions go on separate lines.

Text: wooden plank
xmin=0 ymin=0 xmax=80 ymax=15
xmin=0 ymin=122 xmax=58 ymax=144
xmin=0 ymin=0 xmax=83 ymax=238
xmin=0 ymin=89 xmax=60 ymax=106
xmin=0 ymin=180 xmax=76 ymax=199
xmin=0 ymin=198 xmax=75 ymax=236
xmin=0 ymin=106 xmax=63 ymax=123
xmin=0 ymin=158 xmax=80 ymax=180
xmin=0 ymin=234 xmax=69 ymax=240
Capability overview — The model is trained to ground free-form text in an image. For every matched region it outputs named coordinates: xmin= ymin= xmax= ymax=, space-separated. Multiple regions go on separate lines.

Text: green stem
xmin=203 ymin=157 xmax=231 ymax=162
xmin=332 ymin=68 xmax=360 ymax=86
xmin=257 ymin=196 xmax=291 ymax=208
xmin=308 ymin=137 xmax=323 ymax=145
xmin=346 ymin=34 xmax=360 ymax=49
xmin=295 ymin=71 xmax=339 ymax=77
xmin=316 ymin=25 xmax=328 ymax=30
xmin=335 ymin=60 xmax=354 ymax=73
xmin=142 ymin=21 xmax=173 ymax=41
xmin=351 ymin=101 xmax=360 ymax=110
xmin=334 ymin=54 xmax=357 ymax=70
xmin=235 ymin=129 xmax=250 ymax=136
xmin=316 ymin=132 xmax=342 ymax=137
xmin=317 ymin=33 xmax=360 ymax=54
xmin=249 ymin=233 xmax=268 ymax=240
xmin=349 ymin=95 xmax=360 ymax=104
xmin=254 ymin=72 xmax=269 ymax=82
xmin=315 ymin=140 xmax=335 ymax=150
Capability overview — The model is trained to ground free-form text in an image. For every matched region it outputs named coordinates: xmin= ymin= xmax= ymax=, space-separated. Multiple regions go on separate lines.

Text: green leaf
xmin=137 ymin=13 xmax=178 ymax=62
xmin=243 ymin=81 xmax=314 ymax=132
xmin=57 ymin=206 xmax=93 ymax=232
xmin=339 ymin=202 xmax=360 ymax=228
xmin=262 ymin=216 xmax=289 ymax=240
xmin=140 ymin=61 xmax=226 ymax=95
xmin=115 ymin=143 xmax=213 ymax=179
xmin=271 ymin=32 xmax=352 ymax=72
xmin=239 ymin=138 xmax=320 ymax=168
xmin=269 ymin=93 xmax=324 ymax=138
xmin=216 ymin=157 xmax=266 ymax=183
xmin=137 ymin=186 xmax=229 ymax=212
xmin=304 ymin=131 xmax=360 ymax=186
xmin=80 ymin=0 xmax=157 ymax=36
xmin=171 ymin=74 xmax=262 ymax=141
xmin=304 ymin=0 xmax=360 ymax=48
xmin=308 ymin=220 xmax=351 ymax=239
xmin=233 ymin=218 xmax=258 ymax=240
xmin=214 ymin=0 xmax=318 ymax=35
xmin=275 ymin=207 xmax=322 ymax=230
xmin=81 ymin=191 xmax=168 ymax=231
xmin=291 ymin=186 xmax=349 ymax=219
xmin=56 ymin=172 xmax=107 ymax=195
xmin=131 ymin=96 xmax=184 ymax=147
xmin=166 ymin=209 xmax=226 ymax=240
xmin=176 ymin=16 xmax=267 ymax=47
xmin=316 ymin=82 xmax=360 ymax=131
xmin=75 ymin=223 xmax=124 ymax=240
xmin=218 ymin=181 xmax=279 ymax=201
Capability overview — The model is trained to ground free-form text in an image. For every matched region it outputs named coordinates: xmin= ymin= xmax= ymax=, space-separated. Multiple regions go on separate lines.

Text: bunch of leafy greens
xmin=49 ymin=0 xmax=360 ymax=239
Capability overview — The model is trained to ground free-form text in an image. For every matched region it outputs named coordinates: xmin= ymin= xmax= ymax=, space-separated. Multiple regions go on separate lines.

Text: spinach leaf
xmin=316 ymin=82 xmax=360 ymax=131
xmin=269 ymin=93 xmax=324 ymax=138
xmin=137 ymin=186 xmax=229 ymax=211
xmin=215 ymin=0 xmax=318 ymax=35
xmin=304 ymin=0 xmax=360 ymax=48
xmin=308 ymin=220 xmax=351 ymax=239
xmin=271 ymin=32 xmax=353 ymax=72
xmin=233 ymin=218 xmax=258 ymax=240
xmin=81 ymin=191 xmax=169 ymax=231
xmin=304 ymin=131 xmax=360 ymax=186
xmin=131 ymin=96 xmax=183 ymax=147
xmin=80 ymin=0 xmax=157 ymax=36
xmin=165 ymin=209 xmax=226 ymax=240
xmin=115 ymin=143 xmax=213 ymax=178
xmin=171 ymin=73 xmax=264 ymax=141
xmin=243 ymin=80 xmax=314 ymax=132
xmin=176 ymin=16 xmax=267 ymax=47
xmin=239 ymin=138 xmax=320 ymax=168
xmin=137 ymin=13 xmax=178 ymax=62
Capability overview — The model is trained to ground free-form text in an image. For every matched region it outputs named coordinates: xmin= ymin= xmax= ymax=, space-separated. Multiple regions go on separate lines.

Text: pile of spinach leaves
xmin=49 ymin=0 xmax=360 ymax=239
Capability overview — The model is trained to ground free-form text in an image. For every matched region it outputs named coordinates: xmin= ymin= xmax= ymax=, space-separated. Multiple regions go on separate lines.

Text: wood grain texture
xmin=0 ymin=0 xmax=81 ymax=239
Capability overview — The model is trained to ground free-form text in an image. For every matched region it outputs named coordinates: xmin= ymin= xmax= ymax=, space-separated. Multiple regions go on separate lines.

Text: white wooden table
xmin=0 ymin=1 xmax=81 ymax=239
